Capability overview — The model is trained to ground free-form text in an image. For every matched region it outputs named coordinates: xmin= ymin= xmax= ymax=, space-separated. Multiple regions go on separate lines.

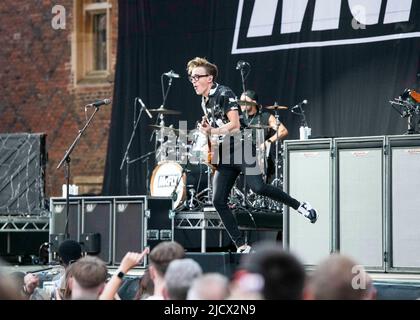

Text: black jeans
xmin=212 ymin=163 xmax=301 ymax=248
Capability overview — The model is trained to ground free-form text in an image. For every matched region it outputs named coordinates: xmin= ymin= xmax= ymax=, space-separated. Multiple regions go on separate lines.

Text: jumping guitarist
xmin=186 ymin=57 xmax=318 ymax=253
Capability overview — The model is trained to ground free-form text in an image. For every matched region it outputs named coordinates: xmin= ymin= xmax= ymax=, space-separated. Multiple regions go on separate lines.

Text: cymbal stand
xmin=269 ymin=106 xmax=283 ymax=212
xmin=271 ymin=105 xmax=282 ymax=188
xmin=194 ymin=157 xmax=213 ymax=207
xmin=238 ymin=63 xmax=250 ymax=207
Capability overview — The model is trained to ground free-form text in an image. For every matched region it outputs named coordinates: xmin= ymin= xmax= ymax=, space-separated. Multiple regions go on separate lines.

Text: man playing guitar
xmin=187 ymin=57 xmax=318 ymax=253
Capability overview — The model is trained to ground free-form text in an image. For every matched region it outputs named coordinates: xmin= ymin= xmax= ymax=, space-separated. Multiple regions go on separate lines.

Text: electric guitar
xmin=198 ymin=114 xmax=219 ymax=170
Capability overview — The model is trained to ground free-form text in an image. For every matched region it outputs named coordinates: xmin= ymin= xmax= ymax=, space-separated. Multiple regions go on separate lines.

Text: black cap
xmin=243 ymin=90 xmax=259 ymax=103
xmin=58 ymin=239 xmax=82 ymax=266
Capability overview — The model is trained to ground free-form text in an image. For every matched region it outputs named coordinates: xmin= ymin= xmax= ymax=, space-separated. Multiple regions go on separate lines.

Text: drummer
xmin=239 ymin=90 xmax=288 ymax=179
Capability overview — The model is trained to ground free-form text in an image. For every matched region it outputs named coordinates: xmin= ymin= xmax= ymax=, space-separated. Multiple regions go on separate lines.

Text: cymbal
xmin=149 ymin=124 xmax=187 ymax=133
xmin=264 ymin=105 xmax=288 ymax=110
xmin=148 ymin=107 xmax=181 ymax=115
xmin=237 ymin=100 xmax=258 ymax=107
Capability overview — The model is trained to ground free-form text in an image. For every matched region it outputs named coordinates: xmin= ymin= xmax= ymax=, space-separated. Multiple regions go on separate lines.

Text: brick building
xmin=0 ymin=0 xmax=118 ymax=197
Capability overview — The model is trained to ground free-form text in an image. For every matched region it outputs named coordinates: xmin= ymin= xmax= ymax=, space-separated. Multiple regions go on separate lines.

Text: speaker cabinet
xmin=389 ymin=136 xmax=420 ymax=271
xmin=49 ymin=198 xmax=81 ymax=242
xmin=82 ymin=199 xmax=112 ymax=264
xmin=336 ymin=137 xmax=385 ymax=270
xmin=51 ymin=196 xmax=147 ymax=266
xmin=113 ymin=197 xmax=146 ymax=265
xmin=284 ymin=135 xmax=420 ymax=272
xmin=283 ymin=139 xmax=333 ymax=266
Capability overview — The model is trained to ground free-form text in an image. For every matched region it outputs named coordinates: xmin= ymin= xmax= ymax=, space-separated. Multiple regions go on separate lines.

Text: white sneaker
xmin=237 ymin=244 xmax=252 ymax=253
xmin=297 ymin=202 xmax=318 ymax=224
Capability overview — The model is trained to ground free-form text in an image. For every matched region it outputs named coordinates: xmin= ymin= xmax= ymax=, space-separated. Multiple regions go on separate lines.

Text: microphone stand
xmin=128 ymin=150 xmax=156 ymax=195
xmin=291 ymin=102 xmax=311 ymax=141
xmin=238 ymin=66 xmax=248 ymax=207
xmin=120 ymin=99 xmax=147 ymax=195
xmin=161 ymin=73 xmax=173 ymax=110
xmin=152 ymin=73 xmax=175 ymax=161
xmin=57 ymin=106 xmax=102 ymax=239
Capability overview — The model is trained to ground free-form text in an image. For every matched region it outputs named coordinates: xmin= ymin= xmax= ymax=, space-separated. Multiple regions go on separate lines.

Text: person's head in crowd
xmin=148 ymin=241 xmax=185 ymax=278
xmin=54 ymin=263 xmax=75 ymax=300
xmin=238 ymin=241 xmax=306 ymax=300
xmin=163 ymin=258 xmax=203 ymax=300
xmin=0 ymin=275 xmax=22 ymax=300
xmin=187 ymin=273 xmax=229 ymax=300
xmin=7 ymin=271 xmax=29 ymax=299
xmin=134 ymin=268 xmax=154 ymax=300
xmin=147 ymin=241 xmax=185 ymax=299
xmin=304 ymin=253 xmax=376 ymax=300
xmin=0 ymin=259 xmax=22 ymax=300
xmin=228 ymin=269 xmax=264 ymax=300
xmin=68 ymin=255 xmax=108 ymax=300
xmin=58 ymin=239 xmax=82 ymax=268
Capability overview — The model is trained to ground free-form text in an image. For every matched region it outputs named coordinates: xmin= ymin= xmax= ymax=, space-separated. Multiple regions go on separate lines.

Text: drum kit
xmin=147 ymin=106 xmax=212 ymax=211
xmin=145 ymin=101 xmax=287 ymax=213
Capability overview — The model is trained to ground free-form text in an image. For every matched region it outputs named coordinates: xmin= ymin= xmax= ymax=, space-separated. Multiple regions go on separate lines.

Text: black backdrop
xmin=103 ymin=0 xmax=420 ymax=196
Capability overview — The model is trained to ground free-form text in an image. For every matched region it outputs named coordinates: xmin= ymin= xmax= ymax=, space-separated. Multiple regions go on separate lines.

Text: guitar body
xmin=410 ymin=90 xmax=420 ymax=103
xmin=207 ymin=135 xmax=219 ymax=171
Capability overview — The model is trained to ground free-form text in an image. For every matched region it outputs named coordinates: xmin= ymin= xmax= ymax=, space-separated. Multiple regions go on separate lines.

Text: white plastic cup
xmin=299 ymin=126 xmax=311 ymax=140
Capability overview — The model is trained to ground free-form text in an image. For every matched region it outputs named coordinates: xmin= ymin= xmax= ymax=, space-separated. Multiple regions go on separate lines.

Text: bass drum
xmin=150 ymin=161 xmax=208 ymax=209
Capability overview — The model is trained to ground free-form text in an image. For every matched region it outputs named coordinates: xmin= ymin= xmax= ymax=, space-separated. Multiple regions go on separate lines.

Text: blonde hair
xmin=186 ymin=57 xmax=218 ymax=80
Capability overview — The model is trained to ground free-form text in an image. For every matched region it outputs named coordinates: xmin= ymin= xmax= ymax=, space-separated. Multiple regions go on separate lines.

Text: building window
xmin=74 ymin=0 xmax=112 ymax=84
xmin=93 ymin=13 xmax=107 ymax=71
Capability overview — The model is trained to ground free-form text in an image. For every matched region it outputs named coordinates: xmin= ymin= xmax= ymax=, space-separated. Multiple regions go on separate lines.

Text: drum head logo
xmin=158 ymin=175 xmax=179 ymax=188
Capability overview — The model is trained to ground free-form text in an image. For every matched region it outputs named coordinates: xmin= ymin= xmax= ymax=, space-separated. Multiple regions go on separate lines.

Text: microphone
xmin=85 ymin=98 xmax=111 ymax=108
xmin=163 ymin=70 xmax=180 ymax=78
xmin=137 ymin=98 xmax=153 ymax=119
xmin=236 ymin=60 xmax=250 ymax=70
xmin=291 ymin=99 xmax=308 ymax=110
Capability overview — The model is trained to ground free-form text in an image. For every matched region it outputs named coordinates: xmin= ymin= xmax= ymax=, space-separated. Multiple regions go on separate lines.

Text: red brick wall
xmin=0 ymin=0 xmax=118 ymax=197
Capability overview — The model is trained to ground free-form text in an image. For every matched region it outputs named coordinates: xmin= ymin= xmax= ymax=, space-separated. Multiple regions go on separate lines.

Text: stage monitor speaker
xmin=81 ymin=199 xmax=112 ymax=264
xmin=49 ymin=198 xmax=81 ymax=242
xmin=283 ymin=140 xmax=332 ymax=266
xmin=389 ymin=137 xmax=420 ymax=270
xmin=113 ymin=197 xmax=146 ymax=266
xmin=336 ymin=138 xmax=384 ymax=270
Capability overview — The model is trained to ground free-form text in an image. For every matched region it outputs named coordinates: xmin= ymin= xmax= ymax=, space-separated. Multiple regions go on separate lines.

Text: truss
xmin=175 ymin=211 xmax=225 ymax=230
xmin=0 ymin=216 xmax=49 ymax=232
